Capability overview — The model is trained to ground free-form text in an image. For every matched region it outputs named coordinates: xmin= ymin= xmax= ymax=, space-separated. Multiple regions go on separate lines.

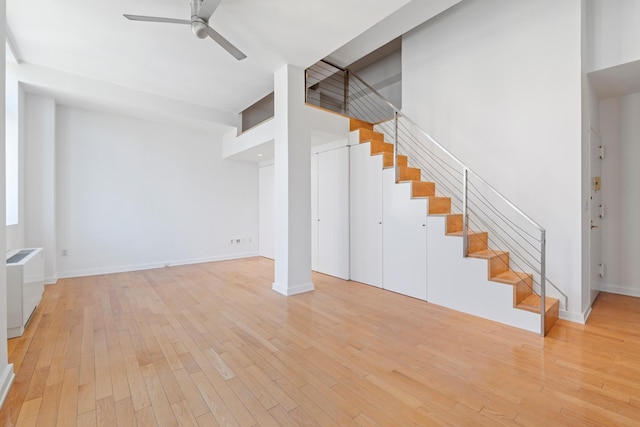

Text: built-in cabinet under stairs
xmin=349 ymin=118 xmax=559 ymax=335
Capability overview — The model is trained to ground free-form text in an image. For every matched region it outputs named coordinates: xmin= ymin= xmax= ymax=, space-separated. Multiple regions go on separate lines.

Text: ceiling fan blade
xmin=123 ymin=14 xmax=191 ymax=25
xmin=197 ymin=0 xmax=223 ymax=21
xmin=205 ymin=26 xmax=247 ymax=60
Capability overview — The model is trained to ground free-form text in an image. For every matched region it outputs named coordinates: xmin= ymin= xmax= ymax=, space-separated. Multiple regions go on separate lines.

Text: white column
xmin=272 ymin=64 xmax=314 ymax=296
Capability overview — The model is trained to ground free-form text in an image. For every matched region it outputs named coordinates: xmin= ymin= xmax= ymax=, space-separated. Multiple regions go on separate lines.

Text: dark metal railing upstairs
xmin=305 ymin=59 xmax=568 ymax=336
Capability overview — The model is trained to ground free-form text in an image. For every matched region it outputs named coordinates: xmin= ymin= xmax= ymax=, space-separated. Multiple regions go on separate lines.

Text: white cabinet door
xmin=350 ymin=143 xmax=383 ymax=287
xmin=317 ymin=147 xmax=350 ymax=279
xmin=382 ymin=169 xmax=427 ymax=300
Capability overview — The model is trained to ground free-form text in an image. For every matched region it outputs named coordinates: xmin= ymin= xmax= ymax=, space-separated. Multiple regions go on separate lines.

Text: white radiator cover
xmin=7 ymin=248 xmax=45 ymax=338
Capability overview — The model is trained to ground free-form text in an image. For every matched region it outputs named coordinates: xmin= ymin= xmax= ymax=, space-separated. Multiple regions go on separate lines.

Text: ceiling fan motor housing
xmin=191 ymin=19 xmax=208 ymax=38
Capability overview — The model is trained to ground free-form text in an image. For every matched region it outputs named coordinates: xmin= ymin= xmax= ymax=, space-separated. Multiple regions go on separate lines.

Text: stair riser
xmin=467 ymin=232 xmax=488 ymax=253
xmin=514 ymin=279 xmax=533 ymax=305
xmin=413 ymin=182 xmax=435 ymax=198
xmin=446 ymin=214 xmax=462 ymax=233
xmin=359 ymin=129 xmax=384 ymax=143
xmin=369 ymin=140 xmax=394 ymax=155
xmin=545 ymin=301 xmax=559 ymax=335
xmin=350 ymin=119 xmax=373 ymax=132
xmin=488 ymin=253 xmax=510 ymax=277
xmin=397 ymin=156 xmax=408 ymax=167
xmin=428 ymin=198 xmax=451 ymax=215
xmin=399 ymin=167 xmax=421 ymax=181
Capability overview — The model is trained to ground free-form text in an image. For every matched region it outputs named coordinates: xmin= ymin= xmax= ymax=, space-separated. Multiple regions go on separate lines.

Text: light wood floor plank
xmin=3 ymin=257 xmax=640 ymax=426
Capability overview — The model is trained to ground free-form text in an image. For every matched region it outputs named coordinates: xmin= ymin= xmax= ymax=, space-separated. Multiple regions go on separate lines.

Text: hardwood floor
xmin=1 ymin=257 xmax=639 ymax=426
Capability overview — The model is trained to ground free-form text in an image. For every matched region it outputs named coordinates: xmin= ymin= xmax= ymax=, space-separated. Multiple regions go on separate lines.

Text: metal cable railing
xmin=305 ymin=60 xmax=568 ymax=336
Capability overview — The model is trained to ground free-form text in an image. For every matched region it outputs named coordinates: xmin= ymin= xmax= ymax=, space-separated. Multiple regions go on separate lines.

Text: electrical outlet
xmin=230 ymin=238 xmax=235 ymax=244
xmin=235 ymin=238 xmax=241 ymax=243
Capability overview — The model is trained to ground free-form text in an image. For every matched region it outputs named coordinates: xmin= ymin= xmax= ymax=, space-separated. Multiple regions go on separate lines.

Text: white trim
xmin=559 ymin=307 xmax=591 ymax=324
xmin=0 ymin=364 xmax=15 ymax=410
xmin=601 ymin=284 xmax=640 ymax=298
xmin=56 ymin=252 xmax=259 ymax=279
xmin=272 ymin=281 xmax=315 ymax=296
xmin=45 ymin=276 xmax=58 ymax=285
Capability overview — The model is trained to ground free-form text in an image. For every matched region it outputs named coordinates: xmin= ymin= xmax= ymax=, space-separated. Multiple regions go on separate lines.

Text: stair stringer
xmin=426 ymin=215 xmax=540 ymax=333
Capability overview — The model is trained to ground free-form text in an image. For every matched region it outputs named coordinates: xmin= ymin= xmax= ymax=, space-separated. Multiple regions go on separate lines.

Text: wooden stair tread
xmin=491 ymin=270 xmax=531 ymax=284
xmin=445 ymin=230 xmax=484 ymax=237
xmin=468 ymin=250 xmax=509 ymax=260
xmin=516 ymin=294 xmax=559 ymax=314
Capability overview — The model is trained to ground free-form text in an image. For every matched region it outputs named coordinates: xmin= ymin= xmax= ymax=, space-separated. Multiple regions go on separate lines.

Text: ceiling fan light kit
xmin=124 ymin=0 xmax=246 ymax=60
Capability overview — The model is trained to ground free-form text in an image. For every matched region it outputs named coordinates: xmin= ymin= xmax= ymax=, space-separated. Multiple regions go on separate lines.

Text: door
xmin=589 ymin=127 xmax=602 ymax=304
xmin=317 ymin=147 xmax=350 ymax=279
xmin=382 ymin=169 xmax=427 ymax=300
xmin=350 ymin=143 xmax=383 ymax=287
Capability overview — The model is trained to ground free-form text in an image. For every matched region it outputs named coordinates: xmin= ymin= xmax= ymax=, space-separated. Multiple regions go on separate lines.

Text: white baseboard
xmin=0 ymin=364 xmax=15 ymax=410
xmin=559 ymin=307 xmax=591 ymax=324
xmin=272 ymin=281 xmax=315 ymax=296
xmin=57 ymin=252 xmax=259 ymax=279
xmin=45 ymin=275 xmax=58 ymax=285
xmin=600 ymin=284 xmax=640 ymax=298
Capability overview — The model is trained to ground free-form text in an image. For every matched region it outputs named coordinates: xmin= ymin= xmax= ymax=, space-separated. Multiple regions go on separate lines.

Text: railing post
xmin=462 ymin=168 xmax=469 ymax=257
xmin=394 ymin=111 xmax=399 ymax=183
xmin=343 ymin=69 xmax=350 ymax=116
xmin=304 ymin=70 xmax=308 ymax=104
xmin=540 ymin=229 xmax=546 ymax=336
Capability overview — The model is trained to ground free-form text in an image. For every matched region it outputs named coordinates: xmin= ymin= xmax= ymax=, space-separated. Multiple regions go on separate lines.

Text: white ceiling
xmin=7 ymin=0 xmax=415 ymax=120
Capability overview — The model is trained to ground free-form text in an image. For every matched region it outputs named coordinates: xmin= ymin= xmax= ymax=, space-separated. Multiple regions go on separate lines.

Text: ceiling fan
xmin=124 ymin=0 xmax=246 ymax=60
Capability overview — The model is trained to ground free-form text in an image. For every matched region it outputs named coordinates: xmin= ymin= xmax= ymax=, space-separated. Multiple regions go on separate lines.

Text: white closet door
xmin=382 ymin=168 xmax=427 ymax=300
xmin=349 ymin=143 xmax=383 ymax=287
xmin=317 ymin=147 xmax=350 ymax=279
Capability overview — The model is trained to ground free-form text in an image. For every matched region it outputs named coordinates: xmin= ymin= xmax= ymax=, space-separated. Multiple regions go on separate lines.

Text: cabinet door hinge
xmin=599 ymin=263 xmax=605 ymax=277
xmin=599 ymin=146 xmax=605 ymax=159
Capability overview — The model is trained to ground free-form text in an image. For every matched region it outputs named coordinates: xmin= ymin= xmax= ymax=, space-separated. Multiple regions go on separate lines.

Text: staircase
xmin=349 ymin=118 xmax=560 ymax=335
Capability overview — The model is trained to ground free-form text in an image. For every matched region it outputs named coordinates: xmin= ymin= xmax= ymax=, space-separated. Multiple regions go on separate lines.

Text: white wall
xmin=52 ymin=105 xmax=258 ymax=277
xmin=402 ymin=0 xmax=583 ymax=317
xmin=599 ymin=93 xmax=640 ymax=296
xmin=6 ymin=68 xmax=18 ymax=226
xmin=354 ymin=49 xmax=402 ymax=108
xmin=1 ymin=2 xmax=15 ymax=406
xmin=6 ymin=69 xmax=26 ymax=250
xmin=587 ymin=0 xmax=640 ymax=72
xmin=258 ymin=162 xmax=275 ymax=259
xmin=24 ymin=94 xmax=57 ymax=283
